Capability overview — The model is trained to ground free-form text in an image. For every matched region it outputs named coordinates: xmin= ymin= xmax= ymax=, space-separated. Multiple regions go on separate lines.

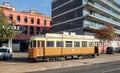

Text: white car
xmin=0 ymin=47 xmax=12 ymax=60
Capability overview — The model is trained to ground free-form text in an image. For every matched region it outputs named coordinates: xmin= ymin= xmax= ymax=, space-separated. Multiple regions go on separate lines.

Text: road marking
xmin=102 ymin=67 xmax=120 ymax=73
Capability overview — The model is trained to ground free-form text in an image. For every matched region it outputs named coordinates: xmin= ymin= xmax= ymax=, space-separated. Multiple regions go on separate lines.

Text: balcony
xmin=84 ymin=3 xmax=120 ymax=22
xmin=84 ymin=15 xmax=120 ymax=34
xmin=93 ymin=0 xmax=120 ymax=15
xmin=84 ymin=14 xmax=120 ymax=27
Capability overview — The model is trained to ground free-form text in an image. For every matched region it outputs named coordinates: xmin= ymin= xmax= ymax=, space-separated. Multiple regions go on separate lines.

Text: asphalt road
xmin=28 ymin=61 xmax=120 ymax=73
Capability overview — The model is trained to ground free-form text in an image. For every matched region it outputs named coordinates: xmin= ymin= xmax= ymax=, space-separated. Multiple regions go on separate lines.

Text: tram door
xmin=40 ymin=41 xmax=45 ymax=57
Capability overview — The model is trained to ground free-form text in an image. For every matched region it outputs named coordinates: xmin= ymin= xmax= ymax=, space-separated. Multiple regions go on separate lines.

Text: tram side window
xmin=30 ymin=41 xmax=32 ymax=48
xmin=74 ymin=41 xmax=80 ymax=47
xmin=42 ymin=41 xmax=45 ymax=47
xmin=56 ymin=41 xmax=64 ymax=47
xmin=89 ymin=42 xmax=94 ymax=47
xmin=38 ymin=41 xmax=40 ymax=47
xmin=47 ymin=41 xmax=54 ymax=47
xmin=66 ymin=41 xmax=72 ymax=47
xmin=95 ymin=42 xmax=99 ymax=46
xmin=33 ymin=40 xmax=36 ymax=47
xmin=82 ymin=41 xmax=87 ymax=47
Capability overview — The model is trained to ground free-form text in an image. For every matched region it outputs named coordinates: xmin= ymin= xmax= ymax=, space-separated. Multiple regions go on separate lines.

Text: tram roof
xmin=30 ymin=33 xmax=98 ymax=40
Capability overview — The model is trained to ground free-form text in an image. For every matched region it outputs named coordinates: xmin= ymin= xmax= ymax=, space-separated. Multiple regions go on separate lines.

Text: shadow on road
xmin=7 ymin=57 xmax=30 ymax=63
xmin=5 ymin=52 xmax=33 ymax=63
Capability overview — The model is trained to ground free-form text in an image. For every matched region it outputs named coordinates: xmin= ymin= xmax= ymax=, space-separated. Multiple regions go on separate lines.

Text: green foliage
xmin=0 ymin=10 xmax=16 ymax=41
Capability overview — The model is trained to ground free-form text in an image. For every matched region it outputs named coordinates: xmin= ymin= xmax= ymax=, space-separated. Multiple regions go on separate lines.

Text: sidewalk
xmin=0 ymin=53 xmax=120 ymax=73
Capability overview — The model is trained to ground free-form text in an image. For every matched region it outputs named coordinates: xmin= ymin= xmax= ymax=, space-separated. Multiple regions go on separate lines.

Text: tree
xmin=94 ymin=24 xmax=116 ymax=53
xmin=0 ymin=10 xmax=16 ymax=46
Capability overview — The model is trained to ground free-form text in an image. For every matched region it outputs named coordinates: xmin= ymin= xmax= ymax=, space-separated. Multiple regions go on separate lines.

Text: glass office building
xmin=51 ymin=0 xmax=120 ymax=35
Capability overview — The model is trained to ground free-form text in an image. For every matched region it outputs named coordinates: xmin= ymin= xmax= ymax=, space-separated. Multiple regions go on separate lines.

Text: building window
xmin=42 ymin=27 xmax=47 ymax=34
xmin=89 ymin=10 xmax=94 ymax=15
xmin=37 ymin=19 xmax=40 ymax=25
xmin=19 ymin=26 xmax=28 ymax=34
xmin=44 ymin=20 xmax=47 ymax=25
xmin=30 ymin=26 xmax=34 ymax=35
xmin=31 ymin=18 xmax=34 ymax=24
xmin=88 ymin=0 xmax=94 ymax=4
xmin=17 ymin=15 xmax=20 ymax=22
xmin=9 ymin=14 xmax=13 ymax=21
xmin=36 ymin=27 xmax=40 ymax=35
xmin=24 ymin=16 xmax=28 ymax=23
xmin=50 ymin=21 xmax=52 ymax=26
xmin=23 ymin=26 xmax=27 ymax=34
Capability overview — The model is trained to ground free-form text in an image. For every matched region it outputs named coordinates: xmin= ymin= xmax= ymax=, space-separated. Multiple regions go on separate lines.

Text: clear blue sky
xmin=0 ymin=0 xmax=52 ymax=17
xmin=0 ymin=0 xmax=120 ymax=17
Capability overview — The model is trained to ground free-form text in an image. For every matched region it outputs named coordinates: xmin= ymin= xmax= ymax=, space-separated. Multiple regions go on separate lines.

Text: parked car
xmin=114 ymin=47 xmax=120 ymax=53
xmin=0 ymin=46 xmax=12 ymax=60
xmin=106 ymin=47 xmax=114 ymax=54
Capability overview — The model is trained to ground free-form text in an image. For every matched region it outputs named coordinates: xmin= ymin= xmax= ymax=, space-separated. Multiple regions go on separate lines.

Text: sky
xmin=115 ymin=0 xmax=120 ymax=4
xmin=0 ymin=0 xmax=52 ymax=17
xmin=0 ymin=0 xmax=120 ymax=18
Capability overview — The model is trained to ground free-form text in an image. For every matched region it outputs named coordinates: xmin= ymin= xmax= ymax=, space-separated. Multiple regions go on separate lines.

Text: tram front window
xmin=33 ymin=41 xmax=36 ymax=47
xmin=29 ymin=41 xmax=33 ymax=48
xmin=29 ymin=41 xmax=36 ymax=48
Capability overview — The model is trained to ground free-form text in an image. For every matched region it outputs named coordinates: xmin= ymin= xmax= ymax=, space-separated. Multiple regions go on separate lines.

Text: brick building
xmin=0 ymin=2 xmax=51 ymax=51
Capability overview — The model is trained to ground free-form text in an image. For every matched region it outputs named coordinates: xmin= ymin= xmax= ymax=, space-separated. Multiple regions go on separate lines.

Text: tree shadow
xmin=4 ymin=52 xmax=33 ymax=63
xmin=6 ymin=57 xmax=31 ymax=63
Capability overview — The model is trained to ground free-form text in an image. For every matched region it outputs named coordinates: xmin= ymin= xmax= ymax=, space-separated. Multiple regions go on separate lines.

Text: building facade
xmin=51 ymin=0 xmax=120 ymax=36
xmin=0 ymin=2 xmax=51 ymax=51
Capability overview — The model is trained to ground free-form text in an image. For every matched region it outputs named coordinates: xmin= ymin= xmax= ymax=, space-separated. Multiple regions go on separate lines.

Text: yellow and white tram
xmin=28 ymin=32 xmax=99 ymax=61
